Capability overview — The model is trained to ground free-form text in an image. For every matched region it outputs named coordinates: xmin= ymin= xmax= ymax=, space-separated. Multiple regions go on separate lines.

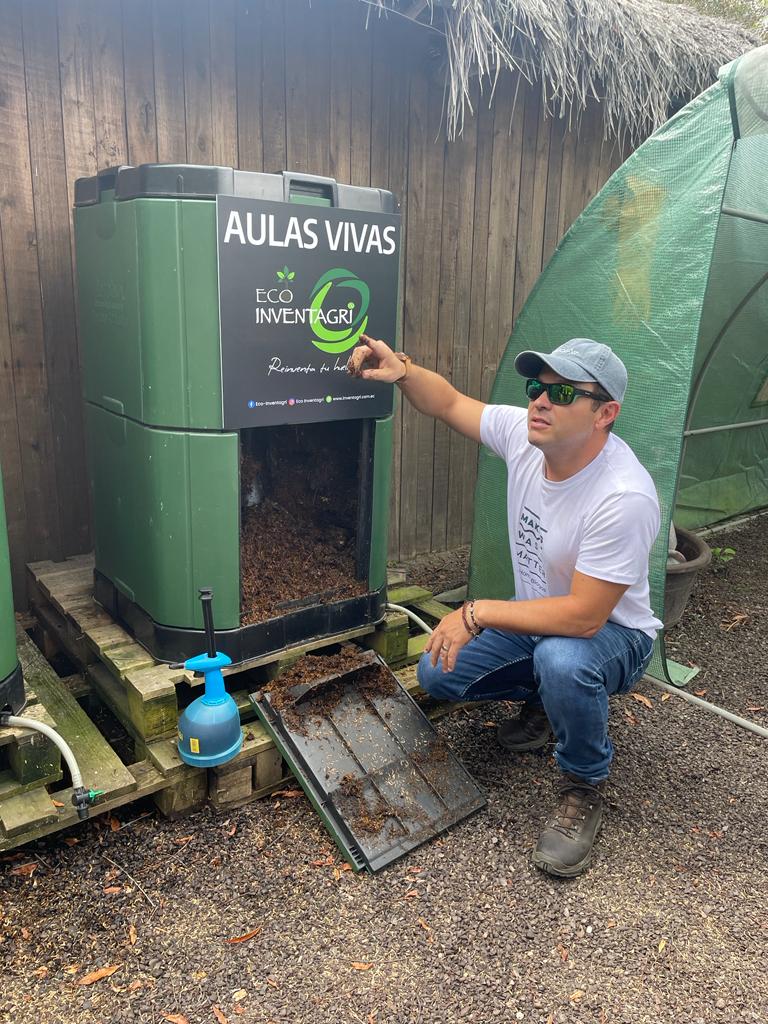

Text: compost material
xmin=239 ymin=436 xmax=367 ymax=624
xmin=336 ymin=773 xmax=396 ymax=835
xmin=262 ymin=646 xmax=393 ymax=733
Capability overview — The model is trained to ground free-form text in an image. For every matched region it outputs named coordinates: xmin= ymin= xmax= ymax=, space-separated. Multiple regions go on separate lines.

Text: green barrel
xmin=0 ymin=465 xmax=24 ymax=713
xmin=74 ymin=165 xmax=399 ymax=663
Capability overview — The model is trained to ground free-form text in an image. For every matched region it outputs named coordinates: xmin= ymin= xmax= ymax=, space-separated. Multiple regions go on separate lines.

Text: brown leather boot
xmin=496 ymin=702 xmax=553 ymax=752
xmin=531 ymin=774 xmax=605 ymax=878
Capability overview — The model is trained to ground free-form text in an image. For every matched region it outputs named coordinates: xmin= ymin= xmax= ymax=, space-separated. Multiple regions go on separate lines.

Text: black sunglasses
xmin=525 ymin=378 xmax=611 ymax=406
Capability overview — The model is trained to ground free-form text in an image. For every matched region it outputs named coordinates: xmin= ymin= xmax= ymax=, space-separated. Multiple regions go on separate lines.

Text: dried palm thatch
xmin=364 ymin=0 xmax=759 ymax=142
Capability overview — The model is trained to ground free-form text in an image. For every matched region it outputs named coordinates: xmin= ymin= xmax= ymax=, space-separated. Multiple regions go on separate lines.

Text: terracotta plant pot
xmin=663 ymin=526 xmax=712 ymax=629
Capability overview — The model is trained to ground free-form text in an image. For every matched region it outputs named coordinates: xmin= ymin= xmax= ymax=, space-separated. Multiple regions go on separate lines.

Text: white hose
xmin=385 ymin=603 xmax=434 ymax=635
xmin=648 ymin=680 xmax=768 ymax=740
xmin=1 ymin=715 xmax=84 ymax=788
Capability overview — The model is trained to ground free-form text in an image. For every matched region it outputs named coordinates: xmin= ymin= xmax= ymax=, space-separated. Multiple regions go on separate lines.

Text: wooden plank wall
xmin=0 ymin=0 xmax=630 ymax=605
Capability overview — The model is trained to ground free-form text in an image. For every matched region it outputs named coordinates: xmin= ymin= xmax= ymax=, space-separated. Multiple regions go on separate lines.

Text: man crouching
xmin=349 ymin=335 xmax=661 ymax=877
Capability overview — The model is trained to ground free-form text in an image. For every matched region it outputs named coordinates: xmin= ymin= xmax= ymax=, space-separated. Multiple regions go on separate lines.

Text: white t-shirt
xmin=480 ymin=404 xmax=663 ymax=638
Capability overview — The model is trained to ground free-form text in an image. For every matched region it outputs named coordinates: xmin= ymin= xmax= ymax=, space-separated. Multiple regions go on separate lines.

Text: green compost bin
xmin=74 ymin=165 xmax=401 ymax=664
xmin=0 ymin=465 xmax=24 ymax=714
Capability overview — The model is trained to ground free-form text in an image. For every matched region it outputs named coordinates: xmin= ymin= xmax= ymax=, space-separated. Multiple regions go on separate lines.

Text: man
xmin=349 ymin=335 xmax=661 ymax=877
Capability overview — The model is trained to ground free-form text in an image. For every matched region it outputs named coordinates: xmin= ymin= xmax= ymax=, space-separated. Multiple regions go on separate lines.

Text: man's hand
xmin=425 ymin=608 xmax=474 ymax=673
xmin=346 ymin=335 xmax=404 ymax=383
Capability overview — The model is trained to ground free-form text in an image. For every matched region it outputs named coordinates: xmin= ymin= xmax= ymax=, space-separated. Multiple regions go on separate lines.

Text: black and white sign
xmin=217 ymin=196 xmax=401 ymax=428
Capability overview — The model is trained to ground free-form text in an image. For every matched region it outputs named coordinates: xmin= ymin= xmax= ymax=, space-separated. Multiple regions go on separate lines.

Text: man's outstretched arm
xmin=350 ymin=335 xmax=486 ymax=443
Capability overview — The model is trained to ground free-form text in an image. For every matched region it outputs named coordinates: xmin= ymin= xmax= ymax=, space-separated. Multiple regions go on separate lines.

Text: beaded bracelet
xmin=468 ymin=600 xmax=482 ymax=635
xmin=461 ymin=602 xmax=474 ymax=637
xmin=462 ymin=601 xmax=482 ymax=637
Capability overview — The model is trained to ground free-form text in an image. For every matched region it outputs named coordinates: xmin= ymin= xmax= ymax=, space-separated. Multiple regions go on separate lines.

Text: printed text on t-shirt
xmin=516 ymin=505 xmax=547 ymax=597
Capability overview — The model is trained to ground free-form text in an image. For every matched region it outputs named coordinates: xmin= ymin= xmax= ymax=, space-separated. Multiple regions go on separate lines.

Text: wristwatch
xmin=394 ymin=351 xmax=412 ymax=383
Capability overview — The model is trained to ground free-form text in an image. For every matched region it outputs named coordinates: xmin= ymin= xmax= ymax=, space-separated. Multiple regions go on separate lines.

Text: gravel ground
xmin=2 ymin=519 xmax=767 ymax=1024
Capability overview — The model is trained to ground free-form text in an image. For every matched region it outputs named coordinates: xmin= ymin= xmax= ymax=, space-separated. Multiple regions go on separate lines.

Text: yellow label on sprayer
xmin=190 ymin=737 xmax=200 ymax=754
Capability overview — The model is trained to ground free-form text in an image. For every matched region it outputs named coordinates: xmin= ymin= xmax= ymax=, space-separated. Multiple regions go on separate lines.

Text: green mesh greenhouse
xmin=469 ymin=44 xmax=768 ymax=686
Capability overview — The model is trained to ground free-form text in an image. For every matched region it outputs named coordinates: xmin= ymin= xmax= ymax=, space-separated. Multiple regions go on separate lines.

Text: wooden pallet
xmin=0 ymin=689 xmax=62 ymax=800
xmin=9 ymin=557 xmax=455 ymax=851
xmin=1 ymin=627 xmax=159 ymax=850
xmin=0 ymin=623 xmax=300 ymax=850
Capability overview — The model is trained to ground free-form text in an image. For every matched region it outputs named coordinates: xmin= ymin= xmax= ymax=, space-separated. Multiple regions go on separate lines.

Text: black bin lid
xmin=74 ymin=164 xmax=396 ymax=213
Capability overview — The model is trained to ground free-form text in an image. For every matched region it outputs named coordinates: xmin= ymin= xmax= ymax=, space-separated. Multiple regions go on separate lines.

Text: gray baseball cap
xmin=514 ymin=338 xmax=627 ymax=403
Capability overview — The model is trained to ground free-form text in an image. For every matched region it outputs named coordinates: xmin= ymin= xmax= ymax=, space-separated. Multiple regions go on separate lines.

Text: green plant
xmin=711 ymin=546 xmax=736 ymax=566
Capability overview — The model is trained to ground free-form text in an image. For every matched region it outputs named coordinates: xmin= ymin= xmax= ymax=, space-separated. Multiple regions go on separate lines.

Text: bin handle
xmin=282 ymin=172 xmax=339 ymax=207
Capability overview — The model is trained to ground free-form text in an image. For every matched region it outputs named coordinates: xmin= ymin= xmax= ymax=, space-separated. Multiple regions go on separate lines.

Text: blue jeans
xmin=417 ymin=620 xmax=654 ymax=785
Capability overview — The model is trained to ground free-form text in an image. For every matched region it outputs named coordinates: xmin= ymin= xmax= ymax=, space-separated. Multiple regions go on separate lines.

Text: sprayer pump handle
xmin=198 ymin=587 xmax=216 ymax=659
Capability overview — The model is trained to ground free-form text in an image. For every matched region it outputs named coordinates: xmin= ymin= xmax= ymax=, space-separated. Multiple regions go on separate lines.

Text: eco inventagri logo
xmin=252 ymin=266 xmax=370 ymax=355
xmin=308 ymin=268 xmax=369 ymax=354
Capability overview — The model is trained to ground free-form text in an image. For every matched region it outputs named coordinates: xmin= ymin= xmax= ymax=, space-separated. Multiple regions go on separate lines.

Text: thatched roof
xmin=366 ymin=0 xmax=760 ymax=142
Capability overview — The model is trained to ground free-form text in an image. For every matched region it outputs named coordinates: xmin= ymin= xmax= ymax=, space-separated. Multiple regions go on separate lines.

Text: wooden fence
xmin=0 ymin=0 xmax=629 ymax=606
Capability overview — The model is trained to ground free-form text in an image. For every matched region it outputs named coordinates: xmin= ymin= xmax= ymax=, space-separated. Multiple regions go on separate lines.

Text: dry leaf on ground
xmin=226 ymin=928 xmax=261 ymax=944
xmin=721 ymin=613 xmax=749 ymax=631
xmin=212 ymin=1006 xmax=229 ymax=1024
xmin=351 ymin=962 xmax=374 ymax=971
xmin=162 ymin=1015 xmax=190 ymax=1024
xmin=631 ymin=693 xmax=653 ymax=709
xmin=78 ymin=965 xmax=120 ymax=986
xmin=10 ymin=862 xmax=37 ymax=878
xmin=311 ymin=856 xmax=335 ymax=867
xmin=128 ymin=923 xmax=138 ymax=945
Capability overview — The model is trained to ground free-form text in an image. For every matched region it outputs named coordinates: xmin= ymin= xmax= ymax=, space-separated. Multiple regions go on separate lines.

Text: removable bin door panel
xmin=87 ymin=405 xmax=240 ymax=630
xmin=76 ymin=198 xmax=224 ymax=431
xmin=76 ymin=200 xmax=143 ymax=421
xmin=137 ymin=200 xmax=223 ymax=430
